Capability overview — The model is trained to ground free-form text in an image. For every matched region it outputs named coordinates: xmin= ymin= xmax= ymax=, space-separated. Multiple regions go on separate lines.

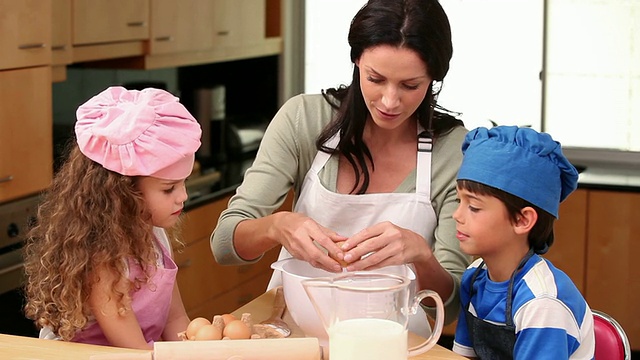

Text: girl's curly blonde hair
xmin=23 ymin=146 xmax=159 ymax=341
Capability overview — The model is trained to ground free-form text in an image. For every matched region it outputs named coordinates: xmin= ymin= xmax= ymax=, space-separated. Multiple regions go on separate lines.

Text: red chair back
xmin=593 ymin=310 xmax=630 ymax=360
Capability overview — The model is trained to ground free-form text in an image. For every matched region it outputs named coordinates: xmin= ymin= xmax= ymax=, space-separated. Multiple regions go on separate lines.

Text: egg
xmin=186 ymin=317 xmax=211 ymax=340
xmin=194 ymin=324 xmax=223 ymax=341
xmin=220 ymin=313 xmax=237 ymax=326
xmin=330 ymin=241 xmax=349 ymax=268
xmin=223 ymin=319 xmax=252 ymax=339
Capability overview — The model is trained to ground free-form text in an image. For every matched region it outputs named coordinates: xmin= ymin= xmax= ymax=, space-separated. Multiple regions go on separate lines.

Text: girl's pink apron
xmin=72 ymin=237 xmax=177 ymax=346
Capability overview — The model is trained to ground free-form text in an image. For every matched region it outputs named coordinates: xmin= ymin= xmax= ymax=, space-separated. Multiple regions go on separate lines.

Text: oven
xmin=0 ymin=195 xmax=40 ymax=337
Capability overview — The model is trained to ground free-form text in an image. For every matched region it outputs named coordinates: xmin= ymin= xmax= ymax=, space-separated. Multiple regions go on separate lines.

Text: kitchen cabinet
xmin=0 ymin=67 xmax=53 ymax=204
xmin=72 ymin=0 xmax=149 ymax=45
xmin=148 ymin=0 xmax=216 ymax=55
xmin=584 ymin=190 xmax=639 ymax=350
xmin=545 ymin=188 xmax=588 ymax=293
xmin=0 ymin=0 xmax=51 ymax=71
xmin=212 ymin=0 xmax=266 ymax=48
xmin=93 ymin=0 xmax=281 ymax=69
xmin=51 ymin=0 xmax=72 ymax=82
xmin=552 ymin=188 xmax=640 ymax=350
xmin=0 ymin=1 xmax=53 ymax=204
xmin=71 ymin=0 xmax=149 ymax=62
xmin=149 ymin=0 xmax=269 ymax=56
xmin=175 ymin=192 xmax=292 ymax=319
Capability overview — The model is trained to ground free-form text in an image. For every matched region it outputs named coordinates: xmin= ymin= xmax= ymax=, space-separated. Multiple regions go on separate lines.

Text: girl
xmin=24 ymin=86 xmax=201 ymax=350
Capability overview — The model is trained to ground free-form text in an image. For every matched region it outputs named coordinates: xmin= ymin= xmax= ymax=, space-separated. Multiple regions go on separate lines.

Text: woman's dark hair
xmin=456 ymin=180 xmax=555 ymax=254
xmin=317 ymin=0 xmax=463 ymax=194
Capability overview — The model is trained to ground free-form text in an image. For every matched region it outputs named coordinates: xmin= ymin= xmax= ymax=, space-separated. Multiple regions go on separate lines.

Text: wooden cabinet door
xmin=0 ymin=0 xmax=51 ymax=70
xmin=148 ymin=0 xmax=216 ymax=55
xmin=51 ymin=0 xmax=72 ymax=66
xmin=585 ymin=190 xmax=640 ymax=350
xmin=175 ymin=191 xmax=293 ymax=316
xmin=212 ymin=0 xmax=266 ymax=48
xmin=235 ymin=0 xmax=266 ymax=46
xmin=72 ymin=0 xmax=149 ymax=45
xmin=0 ymin=67 xmax=53 ymax=203
xmin=546 ymin=188 xmax=588 ymax=293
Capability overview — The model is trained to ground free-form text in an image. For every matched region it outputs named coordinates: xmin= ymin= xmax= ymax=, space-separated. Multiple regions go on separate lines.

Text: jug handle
xmin=407 ymin=289 xmax=445 ymax=357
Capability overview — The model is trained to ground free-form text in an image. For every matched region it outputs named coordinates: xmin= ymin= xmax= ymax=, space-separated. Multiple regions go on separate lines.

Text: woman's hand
xmin=271 ymin=212 xmax=347 ymax=272
xmin=340 ymin=221 xmax=433 ymax=271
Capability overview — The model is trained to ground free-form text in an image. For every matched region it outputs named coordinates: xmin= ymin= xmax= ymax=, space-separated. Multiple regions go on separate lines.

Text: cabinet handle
xmin=217 ymin=31 xmax=230 ymax=36
xmin=0 ymin=263 xmax=23 ymax=276
xmin=127 ymin=21 xmax=146 ymax=27
xmin=18 ymin=43 xmax=45 ymax=50
xmin=176 ymin=259 xmax=193 ymax=269
xmin=154 ymin=36 xmax=174 ymax=42
xmin=52 ymin=45 xmax=67 ymax=51
xmin=0 ymin=175 xmax=13 ymax=183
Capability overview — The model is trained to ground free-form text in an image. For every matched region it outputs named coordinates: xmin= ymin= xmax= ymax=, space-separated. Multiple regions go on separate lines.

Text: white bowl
xmin=270 ymin=258 xmax=415 ymax=345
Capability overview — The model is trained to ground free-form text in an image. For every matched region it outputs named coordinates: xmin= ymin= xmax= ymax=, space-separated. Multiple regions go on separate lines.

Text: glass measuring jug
xmin=302 ymin=272 xmax=444 ymax=360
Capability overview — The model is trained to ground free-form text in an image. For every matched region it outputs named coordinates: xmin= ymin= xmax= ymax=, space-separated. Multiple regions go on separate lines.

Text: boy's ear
xmin=514 ymin=207 xmax=537 ymax=235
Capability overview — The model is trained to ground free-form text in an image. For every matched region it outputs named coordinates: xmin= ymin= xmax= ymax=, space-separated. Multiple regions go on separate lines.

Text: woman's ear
xmin=514 ymin=207 xmax=537 ymax=235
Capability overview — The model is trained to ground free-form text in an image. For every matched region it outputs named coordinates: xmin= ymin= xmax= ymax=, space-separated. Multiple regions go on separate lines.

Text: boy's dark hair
xmin=457 ymin=179 xmax=554 ymax=254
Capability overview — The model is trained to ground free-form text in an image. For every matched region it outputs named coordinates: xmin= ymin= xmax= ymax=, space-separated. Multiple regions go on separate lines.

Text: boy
xmin=452 ymin=126 xmax=595 ymax=359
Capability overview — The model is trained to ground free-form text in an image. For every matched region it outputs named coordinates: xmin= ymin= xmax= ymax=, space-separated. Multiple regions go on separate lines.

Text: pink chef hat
xmin=75 ymin=86 xmax=202 ymax=180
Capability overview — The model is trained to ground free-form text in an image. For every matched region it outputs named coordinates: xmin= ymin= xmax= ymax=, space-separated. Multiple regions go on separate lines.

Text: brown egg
xmin=330 ymin=241 xmax=349 ymax=268
xmin=194 ymin=324 xmax=223 ymax=341
xmin=186 ymin=317 xmax=211 ymax=340
xmin=223 ymin=319 xmax=252 ymax=339
xmin=220 ymin=313 xmax=237 ymax=326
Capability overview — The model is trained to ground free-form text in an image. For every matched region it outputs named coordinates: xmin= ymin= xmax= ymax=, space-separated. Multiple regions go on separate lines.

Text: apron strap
xmin=309 ymin=134 xmax=339 ymax=172
xmin=504 ymin=248 xmax=535 ymax=326
xmin=467 ymin=248 xmax=536 ymax=327
xmin=416 ymin=130 xmax=432 ymax=196
xmin=315 ymin=130 xmax=431 ymax=196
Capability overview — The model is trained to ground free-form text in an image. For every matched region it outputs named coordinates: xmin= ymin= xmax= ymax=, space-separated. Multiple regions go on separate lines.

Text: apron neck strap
xmin=468 ymin=248 xmax=536 ymax=326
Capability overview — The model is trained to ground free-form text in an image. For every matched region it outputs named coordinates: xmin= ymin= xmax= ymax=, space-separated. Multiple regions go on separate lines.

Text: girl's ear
xmin=514 ymin=207 xmax=537 ymax=235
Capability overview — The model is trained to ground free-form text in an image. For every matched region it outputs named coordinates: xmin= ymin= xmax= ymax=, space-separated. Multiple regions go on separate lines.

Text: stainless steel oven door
xmin=0 ymin=195 xmax=40 ymax=337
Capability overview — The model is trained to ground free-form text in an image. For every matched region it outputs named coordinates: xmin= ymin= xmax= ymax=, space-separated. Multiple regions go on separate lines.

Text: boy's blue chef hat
xmin=457 ymin=126 xmax=579 ymax=218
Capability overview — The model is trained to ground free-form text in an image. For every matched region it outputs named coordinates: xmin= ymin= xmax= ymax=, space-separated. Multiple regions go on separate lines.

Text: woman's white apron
xmin=267 ymin=131 xmax=437 ymax=337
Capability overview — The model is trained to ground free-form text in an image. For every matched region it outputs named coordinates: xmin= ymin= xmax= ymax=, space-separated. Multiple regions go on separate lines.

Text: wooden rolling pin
xmin=154 ymin=337 xmax=322 ymax=360
xmin=89 ymin=353 xmax=151 ymax=360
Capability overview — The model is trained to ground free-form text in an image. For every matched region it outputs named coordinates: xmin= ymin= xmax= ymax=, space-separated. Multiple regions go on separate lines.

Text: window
xmin=436 ymin=0 xmax=543 ymax=131
xmin=302 ymin=0 xmax=640 ymax=163
xmin=545 ymin=0 xmax=640 ymax=153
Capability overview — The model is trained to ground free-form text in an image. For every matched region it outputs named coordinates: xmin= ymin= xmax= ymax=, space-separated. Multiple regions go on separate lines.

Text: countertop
xmin=575 ymin=163 xmax=640 ymax=192
xmin=0 ymin=289 xmax=464 ymax=360
xmin=0 ymin=333 xmax=152 ymax=360
xmin=185 ymin=158 xmax=254 ymax=210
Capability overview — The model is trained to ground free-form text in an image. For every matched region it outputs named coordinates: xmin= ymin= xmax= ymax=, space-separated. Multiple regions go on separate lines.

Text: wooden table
xmin=0 ymin=289 xmax=465 ymax=359
xmin=232 ymin=288 xmax=466 ymax=360
xmin=0 ymin=333 xmax=152 ymax=360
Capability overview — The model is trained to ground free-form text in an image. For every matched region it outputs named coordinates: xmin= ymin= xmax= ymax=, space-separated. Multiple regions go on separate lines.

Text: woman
xmin=212 ymin=0 xmax=470 ymax=329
